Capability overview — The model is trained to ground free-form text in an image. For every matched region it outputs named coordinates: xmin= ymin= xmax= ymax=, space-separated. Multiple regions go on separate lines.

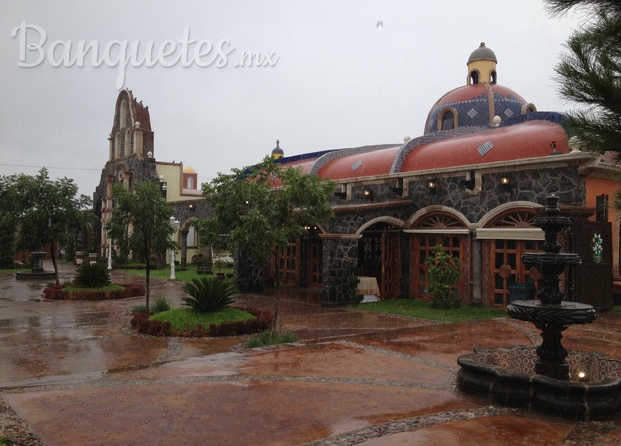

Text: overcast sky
xmin=0 ymin=1 xmax=587 ymax=198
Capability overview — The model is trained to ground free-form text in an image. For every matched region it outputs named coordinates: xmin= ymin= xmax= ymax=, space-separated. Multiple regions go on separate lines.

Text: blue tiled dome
xmin=424 ymin=84 xmax=531 ymax=134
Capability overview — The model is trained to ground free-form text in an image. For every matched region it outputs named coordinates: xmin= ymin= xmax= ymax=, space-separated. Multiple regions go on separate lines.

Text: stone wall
xmin=321 ymin=237 xmax=360 ymax=306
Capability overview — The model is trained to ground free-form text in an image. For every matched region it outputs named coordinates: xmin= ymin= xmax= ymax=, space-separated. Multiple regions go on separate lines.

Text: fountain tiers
xmin=457 ymin=194 xmax=617 ymax=419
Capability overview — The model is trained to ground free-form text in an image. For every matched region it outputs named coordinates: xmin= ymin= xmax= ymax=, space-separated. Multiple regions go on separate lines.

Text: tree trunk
xmin=145 ymin=258 xmax=151 ymax=312
xmin=271 ymin=246 xmax=280 ymax=334
xmin=144 ymin=234 xmax=151 ymax=311
xmin=50 ymin=240 xmax=60 ymax=285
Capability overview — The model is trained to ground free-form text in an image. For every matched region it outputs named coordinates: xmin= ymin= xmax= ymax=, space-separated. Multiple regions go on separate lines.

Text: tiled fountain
xmin=458 ymin=195 xmax=621 ymax=419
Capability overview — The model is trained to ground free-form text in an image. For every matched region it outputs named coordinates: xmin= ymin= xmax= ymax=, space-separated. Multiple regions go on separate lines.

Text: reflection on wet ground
xmin=1 ymin=263 xmax=621 ymax=445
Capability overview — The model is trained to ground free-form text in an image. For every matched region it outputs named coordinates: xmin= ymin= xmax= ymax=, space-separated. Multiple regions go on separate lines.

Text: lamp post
xmin=169 ymin=216 xmax=180 ymax=280
xmin=159 ymin=175 xmax=167 ymax=199
xmin=107 ymin=232 xmax=113 ymax=271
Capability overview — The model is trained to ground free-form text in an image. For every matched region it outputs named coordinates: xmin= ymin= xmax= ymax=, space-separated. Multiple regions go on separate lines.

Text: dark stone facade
xmin=307 ymin=165 xmax=587 ymax=305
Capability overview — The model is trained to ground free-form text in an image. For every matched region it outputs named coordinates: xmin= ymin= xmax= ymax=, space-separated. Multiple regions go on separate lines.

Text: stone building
xmin=92 ymin=44 xmax=619 ymax=310
xmin=247 ymin=43 xmax=619 ymax=310
xmin=92 ymin=88 xmax=209 ymax=269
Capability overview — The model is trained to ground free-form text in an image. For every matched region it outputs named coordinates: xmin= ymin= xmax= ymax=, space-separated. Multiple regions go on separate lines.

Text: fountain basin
xmin=15 ymin=251 xmax=56 ymax=280
xmin=508 ymin=300 xmax=597 ymax=325
xmin=457 ymin=346 xmax=621 ymax=419
xmin=15 ymin=270 xmax=56 ymax=280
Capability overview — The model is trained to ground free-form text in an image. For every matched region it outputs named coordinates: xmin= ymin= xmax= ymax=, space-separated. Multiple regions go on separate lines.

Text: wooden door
xmin=277 ymin=243 xmax=298 ymax=285
xmin=307 ymin=239 xmax=322 ymax=288
xmin=381 ymin=232 xmax=401 ymax=299
xmin=412 ymin=234 xmax=466 ymax=300
xmin=490 ymin=239 xmax=540 ymax=307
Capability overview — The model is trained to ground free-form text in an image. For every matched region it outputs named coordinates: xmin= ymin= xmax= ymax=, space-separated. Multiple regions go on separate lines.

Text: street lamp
xmin=107 ymin=231 xmax=113 ymax=271
xmin=169 ymin=216 xmax=180 ymax=280
xmin=159 ymin=175 xmax=167 ymax=199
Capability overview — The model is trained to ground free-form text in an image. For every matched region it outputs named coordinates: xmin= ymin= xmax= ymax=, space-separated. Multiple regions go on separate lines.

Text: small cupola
xmin=467 ymin=42 xmax=497 ymax=85
xmin=272 ymin=140 xmax=284 ymax=159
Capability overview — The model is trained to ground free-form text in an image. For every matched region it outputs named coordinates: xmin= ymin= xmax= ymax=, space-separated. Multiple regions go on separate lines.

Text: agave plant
xmin=73 ymin=262 xmax=111 ymax=288
xmin=182 ymin=277 xmax=236 ymax=313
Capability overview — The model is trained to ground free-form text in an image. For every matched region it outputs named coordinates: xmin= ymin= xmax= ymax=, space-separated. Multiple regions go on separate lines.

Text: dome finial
xmin=272 ymin=139 xmax=284 ymax=159
xmin=480 ymin=42 xmax=486 ymax=48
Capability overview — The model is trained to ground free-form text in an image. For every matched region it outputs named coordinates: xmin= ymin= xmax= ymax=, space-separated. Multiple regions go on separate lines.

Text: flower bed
xmin=42 ymin=284 xmax=145 ymax=300
xmin=130 ymin=306 xmax=273 ymax=338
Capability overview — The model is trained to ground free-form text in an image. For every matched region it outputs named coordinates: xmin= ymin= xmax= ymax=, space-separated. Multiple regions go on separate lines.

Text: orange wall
xmin=586 ymin=177 xmax=620 ymax=221
xmin=586 ymin=176 xmax=620 ymax=279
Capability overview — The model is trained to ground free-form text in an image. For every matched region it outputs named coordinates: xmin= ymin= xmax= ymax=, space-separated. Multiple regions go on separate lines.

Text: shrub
xmin=182 ymin=277 xmax=236 ymax=313
xmin=152 ymin=297 xmax=172 ymax=314
xmin=130 ymin=307 xmax=272 ymax=338
xmin=42 ymin=283 xmax=145 ymax=300
xmin=425 ymin=245 xmax=462 ymax=309
xmin=43 ymin=284 xmax=66 ymax=300
xmin=74 ymin=262 xmax=111 ymax=288
xmin=132 ymin=305 xmax=149 ymax=314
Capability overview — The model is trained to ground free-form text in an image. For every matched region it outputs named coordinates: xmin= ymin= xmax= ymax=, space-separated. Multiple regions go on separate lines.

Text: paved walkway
xmin=1 ymin=263 xmax=621 ymax=445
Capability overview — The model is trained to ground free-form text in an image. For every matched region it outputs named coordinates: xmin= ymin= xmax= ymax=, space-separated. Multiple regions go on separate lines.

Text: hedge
xmin=130 ymin=306 xmax=273 ymax=338
xmin=42 ymin=283 xmax=145 ymax=300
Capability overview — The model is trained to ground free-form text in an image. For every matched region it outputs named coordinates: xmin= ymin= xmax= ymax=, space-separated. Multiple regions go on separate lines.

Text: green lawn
xmin=120 ymin=263 xmax=234 ymax=283
xmin=150 ymin=307 xmax=254 ymax=330
xmin=353 ymin=299 xmax=507 ymax=322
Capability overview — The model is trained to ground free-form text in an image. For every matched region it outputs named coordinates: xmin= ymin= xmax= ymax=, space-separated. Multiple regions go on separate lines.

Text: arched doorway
xmin=480 ymin=208 xmax=542 ymax=307
xmin=407 ymin=212 xmax=471 ymax=303
xmin=357 ymin=222 xmax=402 ymax=299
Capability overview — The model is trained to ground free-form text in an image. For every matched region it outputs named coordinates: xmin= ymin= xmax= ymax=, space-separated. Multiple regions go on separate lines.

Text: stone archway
xmin=405 ymin=211 xmax=471 ymax=303
xmin=479 ymin=207 xmax=543 ymax=307
xmin=356 ymin=218 xmax=405 ymax=299
xmin=178 ymin=217 xmax=202 ymax=269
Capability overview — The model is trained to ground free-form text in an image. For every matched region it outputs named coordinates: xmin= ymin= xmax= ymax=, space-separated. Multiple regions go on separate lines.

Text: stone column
xmin=320 ymin=234 xmax=361 ymax=306
xmin=471 ymin=230 xmax=482 ymax=306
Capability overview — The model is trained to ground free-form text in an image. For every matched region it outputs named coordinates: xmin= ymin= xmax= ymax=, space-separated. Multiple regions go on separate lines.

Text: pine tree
xmin=547 ymin=0 xmax=621 ymax=159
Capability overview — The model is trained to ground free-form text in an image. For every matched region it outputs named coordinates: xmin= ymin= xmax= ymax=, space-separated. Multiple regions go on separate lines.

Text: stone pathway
xmin=2 ymin=266 xmax=621 ymax=444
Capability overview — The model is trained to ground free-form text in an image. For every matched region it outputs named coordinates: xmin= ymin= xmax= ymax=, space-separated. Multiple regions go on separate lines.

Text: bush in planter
xmin=74 ymin=262 xmax=111 ymax=288
xmin=42 ymin=283 xmax=145 ymax=300
xmin=129 ymin=306 xmax=272 ymax=338
xmin=425 ymin=245 xmax=462 ymax=309
xmin=182 ymin=277 xmax=236 ymax=313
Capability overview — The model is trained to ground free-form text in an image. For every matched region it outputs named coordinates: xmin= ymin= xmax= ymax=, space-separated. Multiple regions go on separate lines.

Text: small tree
xmin=6 ymin=169 xmax=92 ymax=284
xmin=0 ymin=212 xmax=16 ymax=268
xmin=425 ymin=245 xmax=462 ymax=309
xmin=105 ymin=180 xmax=176 ymax=311
xmin=196 ymin=156 xmax=335 ymax=332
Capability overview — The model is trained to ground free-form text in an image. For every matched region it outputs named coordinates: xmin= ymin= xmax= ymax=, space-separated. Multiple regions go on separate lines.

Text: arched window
xmin=187 ymin=226 xmax=197 ymax=247
xmin=125 ymin=129 xmax=132 ymax=154
xmin=119 ymin=100 xmax=127 ymax=129
xmin=470 ymin=70 xmax=479 ymax=85
xmin=521 ymin=103 xmax=537 ymax=115
xmin=441 ymin=110 xmax=455 ymax=131
xmin=114 ymin=133 xmax=120 ymax=158
xmin=491 ymin=70 xmax=497 ymax=84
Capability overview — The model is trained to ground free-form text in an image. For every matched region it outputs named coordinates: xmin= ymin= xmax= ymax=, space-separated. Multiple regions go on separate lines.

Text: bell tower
xmin=467 ymin=42 xmax=497 ymax=85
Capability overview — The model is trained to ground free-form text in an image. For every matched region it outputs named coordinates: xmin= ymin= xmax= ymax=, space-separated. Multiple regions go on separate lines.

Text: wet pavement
xmin=2 ymin=263 xmax=621 ymax=445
